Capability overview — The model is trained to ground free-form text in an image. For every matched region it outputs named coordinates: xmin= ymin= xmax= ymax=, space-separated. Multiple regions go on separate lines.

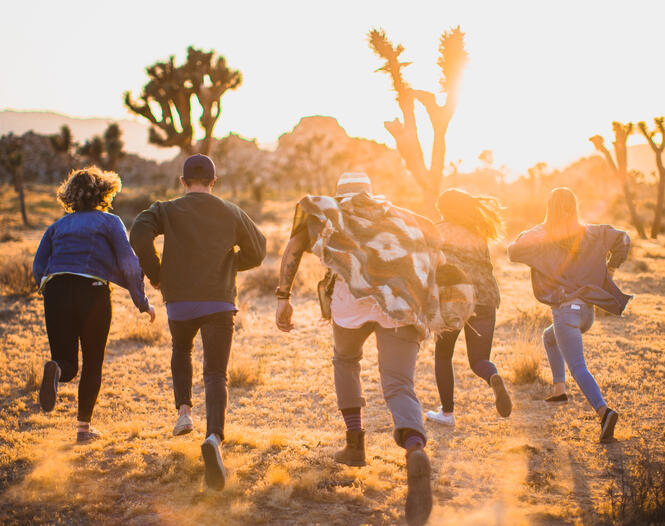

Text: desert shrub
xmin=228 ymin=359 xmax=263 ymax=388
xmin=116 ymin=321 xmax=165 ymax=344
xmin=506 ymin=305 xmax=551 ymax=339
xmin=24 ymin=361 xmax=40 ymax=392
xmin=604 ymin=444 xmax=665 ymax=525
xmin=510 ymin=340 xmax=544 ymax=385
xmin=239 ymin=257 xmax=320 ymax=299
xmin=0 ymin=231 xmax=21 ymax=243
xmin=623 ymin=259 xmax=650 ymax=274
xmin=0 ymin=257 xmax=37 ymax=296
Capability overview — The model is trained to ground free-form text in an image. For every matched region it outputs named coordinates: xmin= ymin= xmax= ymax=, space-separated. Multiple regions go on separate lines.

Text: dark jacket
xmin=508 ymin=224 xmax=631 ymax=315
xmin=33 ymin=211 xmax=149 ymax=312
xmin=129 ymin=192 xmax=266 ymax=304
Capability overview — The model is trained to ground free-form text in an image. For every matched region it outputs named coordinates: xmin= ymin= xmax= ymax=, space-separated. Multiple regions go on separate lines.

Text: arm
xmin=109 ymin=216 xmax=153 ymax=317
xmin=507 ymin=227 xmax=543 ymax=265
xmin=275 ymin=228 xmax=310 ymax=332
xmin=33 ymin=226 xmax=54 ymax=287
xmin=129 ymin=202 xmax=163 ymax=287
xmin=235 ymin=209 xmax=267 ymax=271
xmin=605 ymin=226 xmax=631 ymax=272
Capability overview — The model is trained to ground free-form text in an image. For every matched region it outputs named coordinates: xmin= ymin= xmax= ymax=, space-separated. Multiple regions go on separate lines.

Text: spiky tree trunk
xmin=368 ymin=27 xmax=468 ymax=214
xmin=638 ymin=118 xmax=665 ymax=238
xmin=590 ymin=122 xmax=646 ymax=239
xmin=0 ymin=134 xmax=29 ymax=227
xmin=13 ymin=165 xmax=29 ymax=226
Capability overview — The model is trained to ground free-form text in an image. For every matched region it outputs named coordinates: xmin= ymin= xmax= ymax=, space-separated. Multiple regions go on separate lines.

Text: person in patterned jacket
xmin=274 ymin=173 xmax=470 ymax=526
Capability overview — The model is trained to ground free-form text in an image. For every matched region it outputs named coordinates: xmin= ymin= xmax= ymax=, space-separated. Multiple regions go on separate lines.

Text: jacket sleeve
xmin=109 ymin=216 xmax=150 ymax=312
xmin=129 ymin=202 xmax=163 ymax=286
xmin=507 ymin=227 xmax=544 ymax=266
xmin=33 ymin=225 xmax=54 ymax=286
xmin=604 ymin=226 xmax=631 ymax=269
xmin=235 ymin=208 xmax=267 ymax=271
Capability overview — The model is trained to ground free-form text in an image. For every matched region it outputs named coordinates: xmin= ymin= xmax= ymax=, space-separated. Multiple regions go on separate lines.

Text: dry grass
xmin=0 ymin=192 xmax=663 ymax=525
xmin=116 ymin=319 xmax=165 ymax=344
xmin=0 ymin=256 xmax=37 ymax=296
xmin=510 ymin=339 xmax=544 ymax=385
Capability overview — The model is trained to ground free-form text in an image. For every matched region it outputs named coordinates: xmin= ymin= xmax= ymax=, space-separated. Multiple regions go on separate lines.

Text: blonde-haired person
xmin=33 ymin=166 xmax=155 ymax=443
xmin=426 ymin=189 xmax=512 ymax=427
xmin=508 ymin=187 xmax=631 ymax=442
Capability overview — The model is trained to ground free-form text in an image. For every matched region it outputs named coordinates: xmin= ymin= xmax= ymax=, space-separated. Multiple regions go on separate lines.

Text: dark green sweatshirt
xmin=129 ymin=192 xmax=266 ymax=304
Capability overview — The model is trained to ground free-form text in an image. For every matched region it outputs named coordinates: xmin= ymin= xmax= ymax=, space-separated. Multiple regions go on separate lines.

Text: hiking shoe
xmin=77 ymin=427 xmax=102 ymax=443
xmin=490 ymin=374 xmax=512 ymax=417
xmin=39 ymin=360 xmax=60 ymax=412
xmin=544 ymin=393 xmax=569 ymax=404
xmin=405 ymin=447 xmax=432 ymax=526
xmin=333 ymin=429 xmax=367 ymax=467
xmin=600 ymin=409 xmax=618 ymax=442
xmin=201 ymin=435 xmax=226 ymax=490
xmin=172 ymin=413 xmax=194 ymax=436
xmin=425 ymin=408 xmax=455 ymax=427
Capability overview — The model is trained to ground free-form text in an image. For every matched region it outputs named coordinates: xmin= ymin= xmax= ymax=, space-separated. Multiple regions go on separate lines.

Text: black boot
xmin=333 ymin=429 xmax=367 ymax=467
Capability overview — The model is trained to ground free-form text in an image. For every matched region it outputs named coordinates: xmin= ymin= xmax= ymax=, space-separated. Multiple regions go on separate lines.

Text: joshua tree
xmin=125 ymin=46 xmax=241 ymax=156
xmin=638 ymin=117 xmax=665 ymax=238
xmin=77 ymin=123 xmax=125 ymax=171
xmin=368 ymin=27 xmax=468 ymax=210
xmin=590 ymin=122 xmax=646 ymax=239
xmin=0 ymin=133 xmax=29 ymax=226
xmin=49 ymin=125 xmax=74 ymax=154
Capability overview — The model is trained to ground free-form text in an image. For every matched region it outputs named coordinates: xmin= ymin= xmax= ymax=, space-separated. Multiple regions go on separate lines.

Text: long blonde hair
xmin=436 ymin=188 xmax=505 ymax=241
xmin=544 ymin=187 xmax=585 ymax=252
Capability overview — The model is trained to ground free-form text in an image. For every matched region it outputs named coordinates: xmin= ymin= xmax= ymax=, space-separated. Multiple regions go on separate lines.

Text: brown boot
xmin=333 ymin=429 xmax=367 ymax=467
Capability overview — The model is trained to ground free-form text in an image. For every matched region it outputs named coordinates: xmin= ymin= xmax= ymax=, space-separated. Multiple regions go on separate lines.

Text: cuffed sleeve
xmin=33 ymin=226 xmax=54 ymax=286
xmin=109 ymin=215 xmax=150 ymax=312
xmin=129 ymin=202 xmax=164 ymax=286
xmin=235 ymin=208 xmax=266 ymax=271
xmin=604 ymin=226 xmax=631 ymax=269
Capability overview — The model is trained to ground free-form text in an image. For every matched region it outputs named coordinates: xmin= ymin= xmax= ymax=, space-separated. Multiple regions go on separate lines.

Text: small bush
xmin=604 ymin=444 xmax=665 ymax=525
xmin=228 ymin=359 xmax=263 ymax=388
xmin=117 ymin=321 xmax=165 ymax=344
xmin=507 ymin=305 xmax=551 ymax=339
xmin=0 ymin=257 xmax=37 ymax=296
xmin=24 ymin=362 xmax=41 ymax=392
xmin=511 ymin=341 xmax=543 ymax=385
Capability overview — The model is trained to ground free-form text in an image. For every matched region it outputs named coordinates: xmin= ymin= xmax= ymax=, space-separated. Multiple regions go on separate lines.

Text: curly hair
xmin=57 ymin=166 xmax=122 ymax=213
xmin=436 ymin=188 xmax=505 ymax=241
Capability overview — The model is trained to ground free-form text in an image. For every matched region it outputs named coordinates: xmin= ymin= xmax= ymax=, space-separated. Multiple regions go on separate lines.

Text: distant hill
xmin=0 ymin=109 xmax=179 ymax=162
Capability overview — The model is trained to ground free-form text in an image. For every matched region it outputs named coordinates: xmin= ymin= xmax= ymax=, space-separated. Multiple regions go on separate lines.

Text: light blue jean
xmin=542 ymin=301 xmax=606 ymax=410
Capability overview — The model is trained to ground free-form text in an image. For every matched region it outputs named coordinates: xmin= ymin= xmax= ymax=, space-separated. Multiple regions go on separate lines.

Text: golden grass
xmin=228 ymin=359 xmax=263 ymax=388
xmin=0 ymin=256 xmax=37 ymax=296
xmin=0 ymin=191 xmax=663 ymax=525
xmin=510 ymin=339 xmax=544 ymax=385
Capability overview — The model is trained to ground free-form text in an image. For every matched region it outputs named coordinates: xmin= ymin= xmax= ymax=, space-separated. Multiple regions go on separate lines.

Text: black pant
xmin=43 ymin=274 xmax=112 ymax=422
xmin=168 ymin=311 xmax=234 ymax=440
xmin=434 ymin=304 xmax=498 ymax=413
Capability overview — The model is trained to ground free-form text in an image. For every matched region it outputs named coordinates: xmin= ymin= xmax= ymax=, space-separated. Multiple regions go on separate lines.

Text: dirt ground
xmin=0 ymin=197 xmax=664 ymax=525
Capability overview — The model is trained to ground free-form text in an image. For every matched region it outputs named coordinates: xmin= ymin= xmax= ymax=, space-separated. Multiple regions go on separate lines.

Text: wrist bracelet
xmin=275 ymin=287 xmax=291 ymax=299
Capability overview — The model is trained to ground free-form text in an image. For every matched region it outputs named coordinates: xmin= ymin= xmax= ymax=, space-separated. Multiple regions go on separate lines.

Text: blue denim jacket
xmin=33 ymin=211 xmax=150 ymax=312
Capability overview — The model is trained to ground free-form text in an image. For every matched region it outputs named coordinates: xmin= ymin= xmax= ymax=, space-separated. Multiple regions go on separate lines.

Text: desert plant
xmin=125 ymin=46 xmax=241 ymax=156
xmin=116 ymin=320 xmax=165 ymax=345
xmin=77 ymin=123 xmax=125 ymax=171
xmin=604 ymin=443 xmax=665 ymax=525
xmin=0 ymin=133 xmax=29 ymax=226
xmin=590 ymin=123 xmax=646 ymax=239
xmin=228 ymin=359 xmax=263 ymax=388
xmin=510 ymin=340 xmax=543 ymax=385
xmin=637 ymin=118 xmax=665 ymax=238
xmin=368 ymin=26 xmax=468 ymax=211
xmin=0 ymin=257 xmax=37 ymax=296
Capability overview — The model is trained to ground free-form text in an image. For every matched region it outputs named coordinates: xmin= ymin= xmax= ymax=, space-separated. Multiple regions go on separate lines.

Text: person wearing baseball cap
xmin=130 ymin=153 xmax=266 ymax=490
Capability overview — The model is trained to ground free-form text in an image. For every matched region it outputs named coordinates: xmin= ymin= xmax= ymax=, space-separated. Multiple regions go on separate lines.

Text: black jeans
xmin=168 ymin=311 xmax=234 ymax=440
xmin=43 ymin=274 xmax=112 ymax=422
xmin=434 ymin=304 xmax=498 ymax=413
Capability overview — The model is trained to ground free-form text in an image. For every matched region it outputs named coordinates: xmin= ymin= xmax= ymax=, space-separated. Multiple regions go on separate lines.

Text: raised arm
xmin=235 ymin=209 xmax=267 ymax=271
xmin=604 ymin=226 xmax=631 ymax=273
xmin=129 ymin=202 xmax=163 ymax=287
xmin=275 ymin=227 xmax=310 ymax=332
xmin=507 ymin=226 xmax=544 ymax=266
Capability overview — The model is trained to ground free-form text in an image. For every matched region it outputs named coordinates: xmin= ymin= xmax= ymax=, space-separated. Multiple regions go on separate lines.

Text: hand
xmin=276 ymin=299 xmax=294 ymax=332
xmin=146 ymin=304 xmax=156 ymax=323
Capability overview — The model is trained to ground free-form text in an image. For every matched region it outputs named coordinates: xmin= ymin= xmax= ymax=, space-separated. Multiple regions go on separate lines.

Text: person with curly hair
xmin=426 ymin=188 xmax=512 ymax=427
xmin=33 ymin=166 xmax=155 ymax=443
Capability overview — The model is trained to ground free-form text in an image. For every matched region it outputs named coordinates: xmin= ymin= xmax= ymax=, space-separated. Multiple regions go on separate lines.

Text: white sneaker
xmin=425 ymin=408 xmax=455 ymax=426
xmin=172 ymin=413 xmax=194 ymax=436
xmin=201 ymin=434 xmax=226 ymax=490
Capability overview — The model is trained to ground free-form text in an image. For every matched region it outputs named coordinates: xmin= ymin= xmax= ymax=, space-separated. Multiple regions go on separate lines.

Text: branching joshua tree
xmin=77 ymin=123 xmax=125 ymax=171
xmin=0 ymin=133 xmax=29 ymax=226
xmin=638 ymin=117 xmax=665 ymax=238
xmin=49 ymin=125 xmax=74 ymax=155
xmin=590 ymin=122 xmax=646 ymax=239
xmin=125 ymin=46 xmax=242 ymax=156
xmin=368 ymin=27 xmax=468 ymax=209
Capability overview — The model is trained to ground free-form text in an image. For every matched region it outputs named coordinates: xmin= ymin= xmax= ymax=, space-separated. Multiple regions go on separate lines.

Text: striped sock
xmin=403 ymin=433 xmax=425 ymax=451
xmin=341 ymin=408 xmax=362 ymax=431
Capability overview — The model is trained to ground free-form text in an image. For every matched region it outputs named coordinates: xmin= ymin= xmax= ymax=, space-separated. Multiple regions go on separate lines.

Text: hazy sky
xmin=1 ymin=0 xmax=663 ymax=174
